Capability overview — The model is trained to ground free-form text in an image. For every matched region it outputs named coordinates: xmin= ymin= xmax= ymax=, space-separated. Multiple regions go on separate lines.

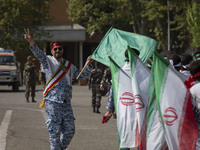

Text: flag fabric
xmin=128 ymin=48 xmax=150 ymax=149
xmin=147 ymin=51 xmax=198 ymax=150
xmin=146 ymin=96 xmax=167 ymax=150
xmin=91 ymin=27 xmax=158 ymax=68
xmin=110 ymin=47 xmax=150 ymax=149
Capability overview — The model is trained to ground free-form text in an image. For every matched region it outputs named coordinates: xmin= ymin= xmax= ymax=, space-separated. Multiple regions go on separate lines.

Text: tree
xmin=0 ymin=0 xmax=52 ymax=78
xmin=187 ymin=1 xmax=200 ymax=49
xmin=0 ymin=0 xmax=52 ymax=49
xmin=67 ymin=0 xmax=192 ymax=53
xmin=141 ymin=0 xmax=191 ymax=53
xmin=66 ymin=0 xmax=134 ymax=33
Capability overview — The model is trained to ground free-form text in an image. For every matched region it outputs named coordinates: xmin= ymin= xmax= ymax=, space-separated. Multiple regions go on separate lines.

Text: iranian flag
xmin=91 ymin=27 xmax=158 ymax=68
xmin=110 ymin=47 xmax=150 ymax=149
xmin=147 ymin=51 xmax=198 ymax=150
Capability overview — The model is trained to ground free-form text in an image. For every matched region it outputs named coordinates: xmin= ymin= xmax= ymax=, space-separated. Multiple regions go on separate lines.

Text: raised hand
xmin=24 ymin=28 xmax=35 ymax=47
xmin=86 ymin=55 xmax=93 ymax=65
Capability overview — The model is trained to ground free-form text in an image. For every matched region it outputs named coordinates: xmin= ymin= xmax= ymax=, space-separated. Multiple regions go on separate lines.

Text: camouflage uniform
xmin=88 ymin=65 xmax=103 ymax=113
xmin=24 ymin=58 xmax=36 ymax=102
xmin=30 ymin=44 xmax=92 ymax=150
xmin=100 ymin=67 xmax=112 ymax=95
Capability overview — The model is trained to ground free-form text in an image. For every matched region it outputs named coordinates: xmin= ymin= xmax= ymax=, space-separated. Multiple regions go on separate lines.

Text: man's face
xmin=51 ymin=46 xmax=63 ymax=59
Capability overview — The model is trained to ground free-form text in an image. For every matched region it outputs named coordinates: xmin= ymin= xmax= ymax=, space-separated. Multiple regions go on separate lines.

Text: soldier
xmin=88 ymin=61 xmax=103 ymax=113
xmin=24 ymin=55 xmax=37 ymax=103
xmin=40 ymin=63 xmax=46 ymax=88
xmin=24 ymin=29 xmax=93 ymax=150
xmin=100 ymin=67 xmax=111 ymax=96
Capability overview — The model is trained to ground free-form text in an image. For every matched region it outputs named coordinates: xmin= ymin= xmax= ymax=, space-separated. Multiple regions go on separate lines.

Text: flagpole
xmin=76 ymin=61 xmax=90 ymax=80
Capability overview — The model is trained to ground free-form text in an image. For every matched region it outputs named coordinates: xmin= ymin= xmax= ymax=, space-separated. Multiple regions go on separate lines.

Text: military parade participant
xmin=24 ymin=28 xmax=93 ymax=150
xmin=188 ymin=60 xmax=200 ymax=149
xmin=24 ymin=55 xmax=37 ymax=103
xmin=88 ymin=61 xmax=103 ymax=113
xmin=100 ymin=67 xmax=111 ymax=96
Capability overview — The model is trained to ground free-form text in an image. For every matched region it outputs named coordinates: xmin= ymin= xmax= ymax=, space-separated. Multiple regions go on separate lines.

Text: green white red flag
xmin=147 ymin=51 xmax=198 ymax=150
xmin=91 ymin=27 xmax=158 ymax=68
xmin=110 ymin=47 xmax=150 ymax=149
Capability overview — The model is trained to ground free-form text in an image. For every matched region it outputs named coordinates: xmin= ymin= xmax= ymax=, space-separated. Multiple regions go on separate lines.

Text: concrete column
xmin=79 ymin=42 xmax=83 ymax=69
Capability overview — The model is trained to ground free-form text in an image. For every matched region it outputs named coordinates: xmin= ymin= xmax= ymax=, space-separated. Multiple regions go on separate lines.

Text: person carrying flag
xmin=24 ymin=29 xmax=93 ymax=150
xmin=189 ymin=60 xmax=200 ymax=149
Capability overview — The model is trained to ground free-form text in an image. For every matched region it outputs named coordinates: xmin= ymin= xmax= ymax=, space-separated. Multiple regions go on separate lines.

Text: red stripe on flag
xmin=135 ymin=119 xmax=140 ymax=147
xmin=139 ymin=108 xmax=148 ymax=150
xmin=178 ymin=91 xmax=198 ymax=150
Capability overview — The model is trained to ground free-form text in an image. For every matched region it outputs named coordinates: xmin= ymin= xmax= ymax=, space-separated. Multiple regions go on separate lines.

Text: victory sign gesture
xmin=24 ymin=29 xmax=35 ymax=47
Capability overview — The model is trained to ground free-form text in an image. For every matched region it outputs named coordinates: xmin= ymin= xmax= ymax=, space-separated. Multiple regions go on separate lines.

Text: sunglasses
xmin=53 ymin=47 xmax=63 ymax=51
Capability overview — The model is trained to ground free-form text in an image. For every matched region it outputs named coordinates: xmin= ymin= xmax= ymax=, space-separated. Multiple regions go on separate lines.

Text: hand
xmin=105 ymin=110 xmax=112 ymax=116
xmin=100 ymin=84 xmax=104 ymax=90
xmin=86 ymin=55 xmax=94 ymax=65
xmin=24 ymin=28 xmax=35 ymax=47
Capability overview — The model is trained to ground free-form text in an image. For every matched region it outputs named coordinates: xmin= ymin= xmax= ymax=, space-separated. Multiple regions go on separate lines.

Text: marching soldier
xmin=24 ymin=56 xmax=36 ymax=103
xmin=88 ymin=61 xmax=103 ymax=113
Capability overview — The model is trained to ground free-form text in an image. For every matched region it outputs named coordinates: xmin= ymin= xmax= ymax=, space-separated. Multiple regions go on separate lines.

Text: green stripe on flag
xmin=91 ymin=28 xmax=158 ymax=68
xmin=109 ymin=57 xmax=124 ymax=150
xmin=152 ymin=51 xmax=170 ymax=128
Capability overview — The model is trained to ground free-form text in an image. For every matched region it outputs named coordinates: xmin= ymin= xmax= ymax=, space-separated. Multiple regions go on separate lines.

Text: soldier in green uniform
xmin=24 ymin=56 xmax=37 ymax=103
xmin=88 ymin=61 xmax=103 ymax=113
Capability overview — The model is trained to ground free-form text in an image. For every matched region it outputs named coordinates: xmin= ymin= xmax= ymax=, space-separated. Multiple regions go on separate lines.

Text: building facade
xmin=40 ymin=0 xmax=102 ymax=70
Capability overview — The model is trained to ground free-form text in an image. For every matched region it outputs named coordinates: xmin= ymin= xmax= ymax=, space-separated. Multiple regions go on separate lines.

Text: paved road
xmin=0 ymin=85 xmax=122 ymax=150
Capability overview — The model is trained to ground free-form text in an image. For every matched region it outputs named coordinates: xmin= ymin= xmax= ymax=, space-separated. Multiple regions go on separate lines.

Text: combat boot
xmin=96 ymin=108 xmax=100 ymax=114
xmin=26 ymin=97 xmax=30 ymax=103
xmin=93 ymin=107 xmax=95 ymax=113
xmin=32 ymin=97 xmax=37 ymax=103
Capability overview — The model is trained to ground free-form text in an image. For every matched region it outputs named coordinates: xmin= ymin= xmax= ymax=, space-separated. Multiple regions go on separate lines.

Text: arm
xmin=24 ymin=29 xmax=47 ymax=66
xmin=88 ymin=72 xmax=92 ymax=90
xmin=100 ymin=68 xmax=109 ymax=90
xmin=24 ymin=29 xmax=35 ymax=48
xmin=73 ymin=55 xmax=93 ymax=80
xmin=106 ymin=86 xmax=114 ymax=111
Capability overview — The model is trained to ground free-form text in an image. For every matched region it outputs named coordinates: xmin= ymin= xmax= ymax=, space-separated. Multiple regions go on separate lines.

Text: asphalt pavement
xmin=0 ymin=85 xmax=121 ymax=150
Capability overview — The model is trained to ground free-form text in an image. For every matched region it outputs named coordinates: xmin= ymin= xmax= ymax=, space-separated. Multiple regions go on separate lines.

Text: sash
xmin=39 ymin=59 xmax=71 ymax=108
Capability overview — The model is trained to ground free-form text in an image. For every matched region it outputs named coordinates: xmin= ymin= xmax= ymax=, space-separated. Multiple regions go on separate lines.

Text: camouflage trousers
xmin=91 ymin=84 xmax=102 ymax=108
xmin=25 ymin=81 xmax=35 ymax=98
xmin=45 ymin=100 xmax=75 ymax=150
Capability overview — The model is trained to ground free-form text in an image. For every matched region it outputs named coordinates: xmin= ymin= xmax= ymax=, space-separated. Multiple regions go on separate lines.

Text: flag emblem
xmin=120 ymin=92 xmax=135 ymax=106
xmin=135 ymin=94 xmax=145 ymax=112
xmin=163 ymin=107 xmax=178 ymax=126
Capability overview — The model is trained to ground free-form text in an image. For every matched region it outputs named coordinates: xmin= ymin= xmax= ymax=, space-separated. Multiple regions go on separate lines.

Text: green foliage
xmin=187 ymin=1 xmax=200 ymax=49
xmin=0 ymin=0 xmax=52 ymax=49
xmin=66 ymin=0 xmax=133 ymax=33
xmin=67 ymin=0 xmax=195 ymax=53
xmin=141 ymin=0 xmax=190 ymax=53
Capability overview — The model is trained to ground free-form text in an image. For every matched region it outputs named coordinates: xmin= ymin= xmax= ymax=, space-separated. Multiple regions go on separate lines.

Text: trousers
xmin=45 ymin=100 xmax=75 ymax=150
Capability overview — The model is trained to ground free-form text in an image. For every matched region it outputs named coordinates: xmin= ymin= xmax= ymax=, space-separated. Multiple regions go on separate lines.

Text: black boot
xmin=26 ymin=97 xmax=29 ymax=103
xmin=96 ymin=108 xmax=100 ymax=113
xmin=32 ymin=97 xmax=37 ymax=103
xmin=93 ymin=107 xmax=95 ymax=113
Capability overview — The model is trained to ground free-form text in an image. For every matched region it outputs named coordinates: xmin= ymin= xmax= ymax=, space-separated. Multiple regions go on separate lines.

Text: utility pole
xmin=167 ymin=0 xmax=170 ymax=51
